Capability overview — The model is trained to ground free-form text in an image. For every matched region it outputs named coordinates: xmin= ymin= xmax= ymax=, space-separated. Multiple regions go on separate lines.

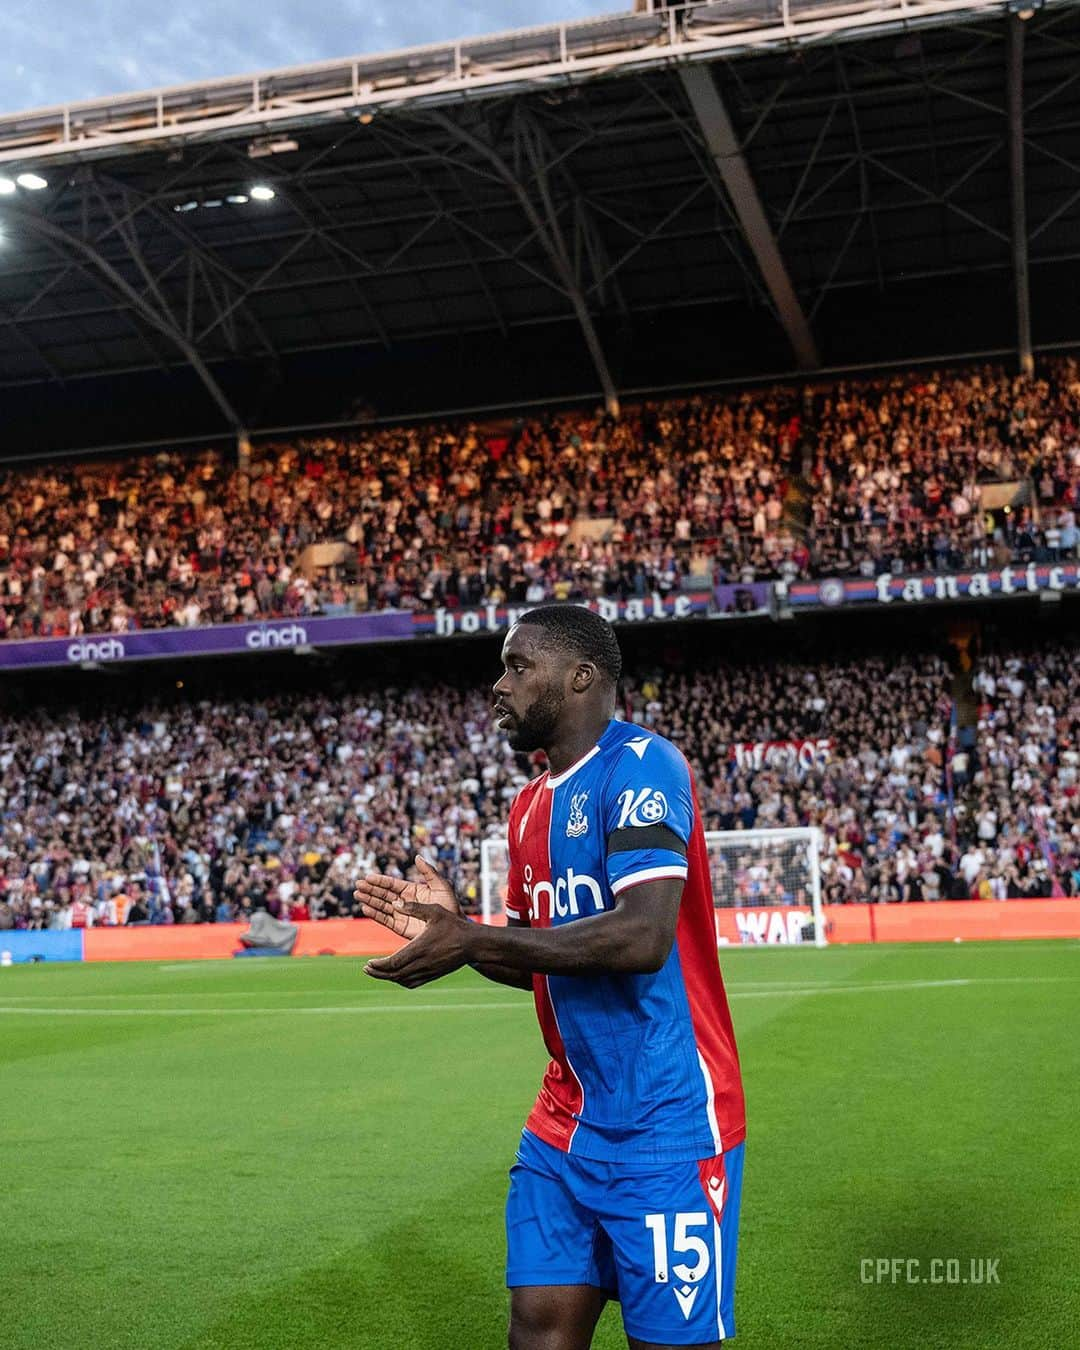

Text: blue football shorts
xmin=506 ymin=1129 xmax=744 ymax=1345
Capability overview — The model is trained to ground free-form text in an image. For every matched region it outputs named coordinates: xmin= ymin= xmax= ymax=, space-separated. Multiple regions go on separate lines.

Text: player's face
xmin=492 ymin=625 xmax=568 ymax=753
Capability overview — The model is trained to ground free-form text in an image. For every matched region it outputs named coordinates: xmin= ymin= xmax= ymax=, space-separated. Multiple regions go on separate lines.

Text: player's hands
xmin=363 ymin=899 xmax=475 ymax=989
xmin=354 ymin=855 xmax=461 ymax=941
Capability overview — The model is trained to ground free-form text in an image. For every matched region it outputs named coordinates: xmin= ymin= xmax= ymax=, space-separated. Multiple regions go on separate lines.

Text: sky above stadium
xmin=2 ymin=1 xmax=619 ymax=114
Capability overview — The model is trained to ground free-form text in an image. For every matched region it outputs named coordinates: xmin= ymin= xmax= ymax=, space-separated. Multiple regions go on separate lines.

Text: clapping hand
xmin=355 ymin=856 xmax=474 ymax=988
xmin=356 ymin=858 xmax=475 ymax=988
xmin=354 ymin=855 xmax=461 ymax=940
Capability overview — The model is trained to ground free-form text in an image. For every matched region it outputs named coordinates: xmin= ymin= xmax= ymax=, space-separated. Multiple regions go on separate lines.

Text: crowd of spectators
xmin=628 ymin=643 xmax=1080 ymax=906
xmin=805 ymin=363 xmax=1080 ymax=578
xmin=0 ymin=636 xmax=1077 ymax=933
xmin=2 ymin=359 xmax=1080 ymax=640
xmin=0 ymin=682 xmax=522 ymax=932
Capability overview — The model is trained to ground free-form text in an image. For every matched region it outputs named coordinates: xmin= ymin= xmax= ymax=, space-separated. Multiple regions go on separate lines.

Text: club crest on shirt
xmin=566 ymin=791 xmax=589 ymax=838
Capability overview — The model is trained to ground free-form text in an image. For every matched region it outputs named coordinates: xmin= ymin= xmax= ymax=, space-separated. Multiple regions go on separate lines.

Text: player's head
xmin=492 ymin=605 xmax=621 ymax=752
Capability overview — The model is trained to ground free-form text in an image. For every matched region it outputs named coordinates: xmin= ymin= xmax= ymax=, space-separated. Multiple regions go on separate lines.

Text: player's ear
xmin=570 ymin=661 xmax=596 ymax=693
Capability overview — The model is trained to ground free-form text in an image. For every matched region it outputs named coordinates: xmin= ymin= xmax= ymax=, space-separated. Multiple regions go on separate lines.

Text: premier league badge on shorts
xmin=566 ymin=791 xmax=589 ymax=838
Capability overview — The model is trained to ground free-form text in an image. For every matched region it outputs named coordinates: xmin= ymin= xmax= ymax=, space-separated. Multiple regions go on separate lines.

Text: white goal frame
xmin=480 ymin=826 xmax=826 ymax=947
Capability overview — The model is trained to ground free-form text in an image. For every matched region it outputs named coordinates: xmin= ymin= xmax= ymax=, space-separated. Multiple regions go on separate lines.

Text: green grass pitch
xmin=2 ymin=940 xmax=1077 ymax=1349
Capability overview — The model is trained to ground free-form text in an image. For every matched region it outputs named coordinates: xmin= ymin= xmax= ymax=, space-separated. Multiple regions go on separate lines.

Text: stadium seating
xmin=0 ymin=359 xmax=1078 ymax=640
xmin=0 ymin=638 xmax=1076 ymax=930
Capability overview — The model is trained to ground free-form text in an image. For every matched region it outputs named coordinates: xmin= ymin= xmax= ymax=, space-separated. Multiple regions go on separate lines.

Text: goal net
xmin=480 ymin=826 xmax=826 ymax=947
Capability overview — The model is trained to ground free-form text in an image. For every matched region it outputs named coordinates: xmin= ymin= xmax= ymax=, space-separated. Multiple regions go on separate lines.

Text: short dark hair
xmin=516 ymin=605 xmax=622 ymax=684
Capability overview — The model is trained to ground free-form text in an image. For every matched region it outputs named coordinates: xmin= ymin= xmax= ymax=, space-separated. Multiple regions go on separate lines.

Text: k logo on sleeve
xmin=603 ymin=734 xmax=693 ymax=897
xmin=616 ymin=786 xmax=670 ymax=829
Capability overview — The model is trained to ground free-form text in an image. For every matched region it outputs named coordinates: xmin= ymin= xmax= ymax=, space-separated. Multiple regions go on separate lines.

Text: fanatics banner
xmin=786 ymin=562 xmax=1080 ymax=610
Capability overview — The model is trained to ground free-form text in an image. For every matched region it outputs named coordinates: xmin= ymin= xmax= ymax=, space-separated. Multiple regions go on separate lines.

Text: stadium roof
xmin=1 ymin=0 xmax=1080 ymax=452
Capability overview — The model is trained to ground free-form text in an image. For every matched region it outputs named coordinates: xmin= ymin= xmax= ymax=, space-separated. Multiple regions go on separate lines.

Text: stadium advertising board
xmin=0 ymin=920 xmax=403 ymax=964
xmin=0 ymin=613 xmax=414 ymax=670
xmin=6 ymin=901 xmax=1076 ymax=965
xmin=787 ymin=562 xmax=1080 ymax=610
xmin=719 ymin=907 xmax=816 ymax=945
xmin=0 ymin=593 xmax=718 ymax=672
xmin=0 ymin=930 xmax=84 ymax=963
xmin=411 ymin=590 xmax=715 ymax=637
xmin=715 ymin=899 xmax=1080 ymax=946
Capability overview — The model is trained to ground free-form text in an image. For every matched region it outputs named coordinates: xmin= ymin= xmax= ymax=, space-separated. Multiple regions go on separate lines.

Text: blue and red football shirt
xmin=504 ymin=718 xmax=745 ymax=1164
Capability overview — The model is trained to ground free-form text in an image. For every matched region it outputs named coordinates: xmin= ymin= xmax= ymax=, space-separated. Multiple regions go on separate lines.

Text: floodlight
xmin=16 ymin=173 xmax=48 ymax=190
xmin=250 ymin=185 xmax=276 ymax=201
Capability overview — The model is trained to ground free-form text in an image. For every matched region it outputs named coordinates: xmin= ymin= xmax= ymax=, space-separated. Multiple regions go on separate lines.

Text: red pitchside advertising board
xmin=717 ymin=900 xmax=1080 ymax=946
xmin=65 ymin=900 xmax=1080 ymax=964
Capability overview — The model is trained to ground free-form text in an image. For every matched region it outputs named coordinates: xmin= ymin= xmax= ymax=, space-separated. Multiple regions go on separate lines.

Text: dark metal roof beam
xmin=583 ymin=182 xmax=711 ymax=300
xmin=195 ymin=254 xmax=241 ymax=353
xmin=94 ymin=172 xmax=280 ymax=359
xmin=193 ymin=230 xmax=313 ymax=344
xmin=777 ymin=98 xmax=841 ymax=234
xmin=1007 ymin=15 xmax=1033 ymax=376
xmin=3 ymin=160 xmax=279 ymax=365
xmin=1028 ymin=182 xmax=1080 ymax=243
xmin=865 ymin=152 xmax=1009 ymax=242
xmin=285 ymin=186 xmax=400 ymax=348
xmin=834 ymin=45 xmax=885 ymax=296
xmin=10 ymin=111 xmax=1070 ymax=293
xmin=91 ymin=180 xmax=185 ymax=338
xmin=447 ymin=213 xmax=571 ymax=297
xmin=634 ymin=77 xmax=773 ymax=311
xmin=11 ymin=174 xmax=1064 ymax=337
xmin=0 ymin=300 xmax=69 ymax=382
xmin=679 ymin=64 xmax=819 ymax=370
xmin=210 ymin=139 xmax=393 ymax=348
xmin=371 ymin=117 xmax=575 ymax=297
xmin=8 ymin=244 xmax=1080 ymax=395
xmin=519 ymin=106 xmax=630 ymax=318
xmin=515 ymin=107 xmax=621 ymax=409
xmin=1 ymin=206 xmax=242 ymax=429
xmin=388 ymin=147 xmax=512 ymax=340
xmin=3 ymin=149 xmax=220 ymax=326
xmin=515 ymin=85 xmax=659 ymax=186
xmin=424 ymin=106 xmax=620 ymax=412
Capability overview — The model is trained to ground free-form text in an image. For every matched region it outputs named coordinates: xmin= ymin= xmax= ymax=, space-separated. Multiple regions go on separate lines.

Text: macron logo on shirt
xmin=627 ymin=736 xmax=651 ymax=760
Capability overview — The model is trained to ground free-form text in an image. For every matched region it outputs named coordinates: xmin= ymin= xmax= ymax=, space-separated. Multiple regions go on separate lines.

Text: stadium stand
xmin=1 ymin=359 xmax=1078 ymax=640
xmin=0 ymin=636 xmax=1076 ymax=932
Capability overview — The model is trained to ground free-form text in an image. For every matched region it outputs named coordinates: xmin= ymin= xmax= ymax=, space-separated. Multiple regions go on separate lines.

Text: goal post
xmin=706 ymin=827 xmax=826 ymax=948
xmin=480 ymin=835 xmax=509 ymax=929
xmin=479 ymin=826 xmax=826 ymax=947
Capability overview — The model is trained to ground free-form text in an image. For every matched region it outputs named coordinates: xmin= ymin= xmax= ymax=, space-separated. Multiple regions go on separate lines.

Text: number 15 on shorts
xmin=644 ymin=1212 xmax=711 ymax=1285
